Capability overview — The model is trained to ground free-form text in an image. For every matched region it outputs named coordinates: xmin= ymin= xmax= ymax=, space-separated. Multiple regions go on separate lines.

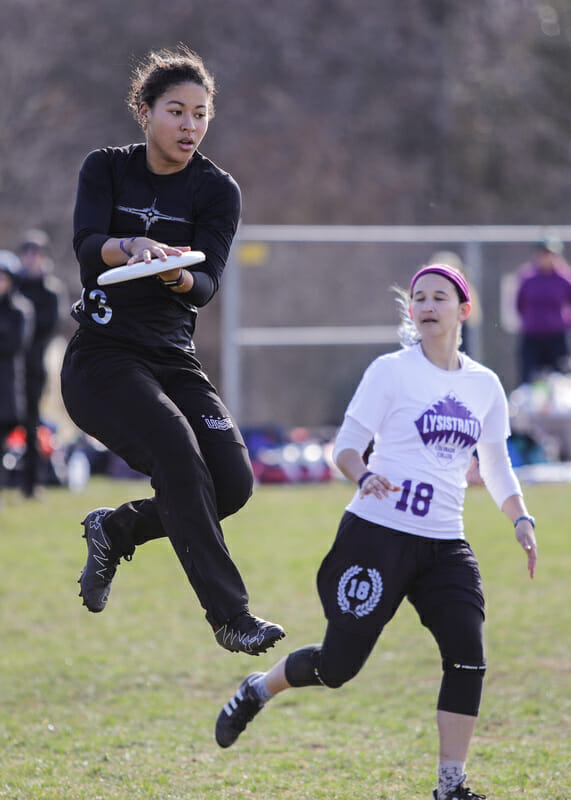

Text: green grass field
xmin=0 ymin=478 xmax=568 ymax=800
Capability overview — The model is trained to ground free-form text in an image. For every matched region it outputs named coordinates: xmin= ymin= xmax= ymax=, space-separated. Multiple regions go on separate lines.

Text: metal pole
xmin=463 ymin=240 xmax=484 ymax=363
xmin=220 ymin=243 xmax=242 ymax=422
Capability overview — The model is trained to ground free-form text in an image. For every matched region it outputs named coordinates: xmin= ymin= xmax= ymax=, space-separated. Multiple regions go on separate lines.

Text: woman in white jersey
xmin=214 ymin=264 xmax=537 ymax=800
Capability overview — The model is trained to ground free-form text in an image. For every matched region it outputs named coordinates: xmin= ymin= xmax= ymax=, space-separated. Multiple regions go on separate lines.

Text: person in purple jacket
xmin=515 ymin=236 xmax=571 ymax=384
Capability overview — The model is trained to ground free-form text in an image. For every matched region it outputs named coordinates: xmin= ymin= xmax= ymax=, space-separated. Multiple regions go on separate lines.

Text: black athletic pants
xmin=285 ymin=513 xmax=486 ymax=716
xmin=61 ymin=330 xmax=254 ymax=627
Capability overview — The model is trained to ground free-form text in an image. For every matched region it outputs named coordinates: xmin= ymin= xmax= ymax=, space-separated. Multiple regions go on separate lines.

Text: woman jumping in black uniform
xmin=61 ymin=46 xmax=285 ymax=656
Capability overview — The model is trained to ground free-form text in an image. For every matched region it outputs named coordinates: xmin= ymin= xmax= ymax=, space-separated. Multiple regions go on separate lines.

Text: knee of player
xmin=284 ymin=644 xmax=360 ymax=690
xmin=317 ymin=656 xmax=360 ymax=689
xmin=213 ymin=452 xmax=254 ymax=518
xmin=284 ymin=644 xmax=342 ymax=688
xmin=217 ymin=475 xmax=253 ymax=518
xmin=317 ymin=671 xmax=348 ymax=689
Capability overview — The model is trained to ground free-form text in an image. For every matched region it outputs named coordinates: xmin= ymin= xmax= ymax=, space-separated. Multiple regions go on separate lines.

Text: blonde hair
xmin=393 ymin=285 xmax=421 ymax=348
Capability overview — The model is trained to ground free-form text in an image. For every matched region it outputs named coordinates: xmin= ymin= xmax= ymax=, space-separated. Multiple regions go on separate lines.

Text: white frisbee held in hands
xmin=97 ymin=251 xmax=206 ymax=286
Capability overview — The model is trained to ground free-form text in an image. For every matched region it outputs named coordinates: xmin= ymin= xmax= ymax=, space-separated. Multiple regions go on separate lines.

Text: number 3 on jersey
xmin=395 ymin=480 xmax=434 ymax=517
xmin=81 ymin=287 xmax=112 ymax=325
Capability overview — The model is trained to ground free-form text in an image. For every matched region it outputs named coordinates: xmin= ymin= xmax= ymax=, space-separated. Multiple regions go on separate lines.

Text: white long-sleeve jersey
xmin=335 ymin=344 xmax=521 ymax=540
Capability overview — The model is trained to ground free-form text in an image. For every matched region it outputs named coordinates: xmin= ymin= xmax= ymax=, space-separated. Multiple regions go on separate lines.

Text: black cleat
xmin=215 ymin=672 xmax=266 ymax=748
xmin=214 ymin=611 xmax=285 ymax=655
xmin=78 ymin=507 xmax=126 ymax=613
xmin=432 ymin=781 xmax=487 ymax=800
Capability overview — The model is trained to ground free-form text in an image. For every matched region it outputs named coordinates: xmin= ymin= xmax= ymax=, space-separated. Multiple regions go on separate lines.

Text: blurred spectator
xmin=428 ymin=250 xmax=482 ymax=357
xmin=16 ymin=229 xmax=65 ymax=498
xmin=515 ymin=236 xmax=571 ymax=385
xmin=0 ymin=251 xmax=34 ymax=501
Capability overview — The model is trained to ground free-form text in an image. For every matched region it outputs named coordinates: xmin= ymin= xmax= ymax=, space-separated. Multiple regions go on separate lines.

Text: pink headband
xmin=410 ymin=264 xmax=470 ymax=303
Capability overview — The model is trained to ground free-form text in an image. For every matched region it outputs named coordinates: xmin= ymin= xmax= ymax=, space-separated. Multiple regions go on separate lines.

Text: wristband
xmin=514 ymin=515 xmax=535 ymax=529
xmin=358 ymin=471 xmax=374 ymax=488
xmin=161 ymin=270 xmax=186 ymax=288
xmin=119 ymin=237 xmax=134 ymax=257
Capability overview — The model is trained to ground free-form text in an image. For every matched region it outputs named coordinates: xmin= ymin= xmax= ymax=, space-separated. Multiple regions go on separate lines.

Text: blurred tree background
xmin=0 ymin=0 xmax=570 ymax=424
xmin=1 ymin=0 xmax=570 ymax=267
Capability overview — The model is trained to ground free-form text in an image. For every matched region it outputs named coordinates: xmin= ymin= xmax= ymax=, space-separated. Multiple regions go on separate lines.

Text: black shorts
xmin=317 ymin=511 xmax=485 ymax=639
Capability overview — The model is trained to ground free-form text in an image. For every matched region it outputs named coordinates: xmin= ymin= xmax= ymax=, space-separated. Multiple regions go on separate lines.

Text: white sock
xmin=438 ymin=761 xmax=465 ymax=799
xmin=250 ymin=672 xmax=274 ymax=704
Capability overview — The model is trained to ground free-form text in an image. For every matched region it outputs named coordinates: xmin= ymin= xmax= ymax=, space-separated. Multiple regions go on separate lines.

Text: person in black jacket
xmin=17 ymin=229 xmax=64 ymax=498
xmin=0 ymin=251 xmax=34 ymax=500
xmin=60 ymin=46 xmax=285 ymax=656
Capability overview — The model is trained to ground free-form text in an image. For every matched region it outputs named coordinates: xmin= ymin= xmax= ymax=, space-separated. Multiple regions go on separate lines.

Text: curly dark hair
xmin=126 ymin=44 xmax=216 ymax=125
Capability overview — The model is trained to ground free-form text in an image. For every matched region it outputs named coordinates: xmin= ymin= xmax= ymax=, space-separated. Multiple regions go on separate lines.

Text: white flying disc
xmin=97 ymin=251 xmax=206 ymax=286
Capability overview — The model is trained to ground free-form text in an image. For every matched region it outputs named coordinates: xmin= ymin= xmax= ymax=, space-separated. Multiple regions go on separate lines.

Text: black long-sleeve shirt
xmin=71 ymin=144 xmax=241 ymax=354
